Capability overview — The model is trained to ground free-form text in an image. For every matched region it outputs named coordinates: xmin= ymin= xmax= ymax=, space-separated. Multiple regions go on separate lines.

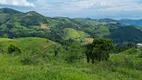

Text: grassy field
xmin=0 ymin=37 xmax=57 ymax=53
xmin=0 ymin=38 xmax=142 ymax=80
xmin=63 ymin=28 xmax=81 ymax=40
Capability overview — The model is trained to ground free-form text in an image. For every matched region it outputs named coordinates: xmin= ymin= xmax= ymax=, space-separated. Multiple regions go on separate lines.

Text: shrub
xmin=21 ymin=55 xmax=40 ymax=65
xmin=65 ymin=42 xmax=83 ymax=63
xmin=2 ymin=33 xmax=9 ymax=38
xmin=21 ymin=57 xmax=33 ymax=65
xmin=0 ymin=49 xmax=4 ymax=53
xmin=46 ymin=39 xmax=49 ymax=43
xmin=7 ymin=44 xmax=21 ymax=54
xmin=137 ymin=54 xmax=142 ymax=58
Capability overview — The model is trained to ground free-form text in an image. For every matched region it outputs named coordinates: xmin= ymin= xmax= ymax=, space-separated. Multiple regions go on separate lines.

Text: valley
xmin=0 ymin=8 xmax=142 ymax=80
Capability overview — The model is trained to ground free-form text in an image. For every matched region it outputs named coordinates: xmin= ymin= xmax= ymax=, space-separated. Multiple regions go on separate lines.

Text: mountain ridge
xmin=0 ymin=8 xmax=142 ymax=43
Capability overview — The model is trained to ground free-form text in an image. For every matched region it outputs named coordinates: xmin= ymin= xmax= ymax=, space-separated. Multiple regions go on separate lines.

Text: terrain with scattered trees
xmin=0 ymin=8 xmax=142 ymax=80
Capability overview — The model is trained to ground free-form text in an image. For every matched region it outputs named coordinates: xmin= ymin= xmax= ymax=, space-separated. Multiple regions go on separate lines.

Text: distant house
xmin=137 ymin=43 xmax=142 ymax=48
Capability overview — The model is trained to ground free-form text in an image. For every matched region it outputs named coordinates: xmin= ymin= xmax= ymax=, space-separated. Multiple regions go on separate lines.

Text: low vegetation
xmin=0 ymin=37 xmax=141 ymax=80
xmin=0 ymin=8 xmax=142 ymax=80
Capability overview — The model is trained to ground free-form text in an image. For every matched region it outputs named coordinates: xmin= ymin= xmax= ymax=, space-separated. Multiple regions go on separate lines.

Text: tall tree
xmin=85 ymin=38 xmax=113 ymax=63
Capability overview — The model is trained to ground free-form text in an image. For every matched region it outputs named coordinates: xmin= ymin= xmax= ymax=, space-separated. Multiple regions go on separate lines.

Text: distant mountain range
xmin=99 ymin=18 xmax=142 ymax=26
xmin=118 ymin=19 xmax=142 ymax=26
xmin=0 ymin=8 xmax=142 ymax=43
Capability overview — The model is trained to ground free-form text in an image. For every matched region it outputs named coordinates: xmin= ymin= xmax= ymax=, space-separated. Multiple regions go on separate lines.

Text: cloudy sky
xmin=0 ymin=0 xmax=142 ymax=19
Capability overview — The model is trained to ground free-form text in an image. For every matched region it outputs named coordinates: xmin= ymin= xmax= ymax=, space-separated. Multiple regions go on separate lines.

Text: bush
xmin=21 ymin=57 xmax=33 ymax=65
xmin=137 ymin=54 xmax=142 ymax=58
xmin=0 ymin=49 xmax=4 ymax=53
xmin=46 ymin=39 xmax=49 ymax=43
xmin=21 ymin=55 xmax=40 ymax=65
xmin=7 ymin=44 xmax=21 ymax=54
xmin=65 ymin=42 xmax=84 ymax=63
xmin=2 ymin=33 xmax=9 ymax=38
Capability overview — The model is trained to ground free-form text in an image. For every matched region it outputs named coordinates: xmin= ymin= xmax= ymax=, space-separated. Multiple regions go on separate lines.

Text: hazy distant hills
xmin=99 ymin=18 xmax=142 ymax=26
xmin=0 ymin=8 xmax=142 ymax=43
xmin=118 ymin=19 xmax=142 ymax=26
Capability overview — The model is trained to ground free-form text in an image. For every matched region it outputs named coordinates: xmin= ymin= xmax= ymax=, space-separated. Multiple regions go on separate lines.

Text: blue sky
xmin=0 ymin=0 xmax=142 ymax=19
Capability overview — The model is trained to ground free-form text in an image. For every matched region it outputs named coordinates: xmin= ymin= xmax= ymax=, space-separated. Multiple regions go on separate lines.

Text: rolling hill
xmin=118 ymin=19 xmax=142 ymax=26
xmin=0 ymin=7 xmax=142 ymax=80
xmin=0 ymin=37 xmax=58 ymax=54
xmin=0 ymin=8 xmax=142 ymax=43
xmin=108 ymin=26 xmax=142 ymax=42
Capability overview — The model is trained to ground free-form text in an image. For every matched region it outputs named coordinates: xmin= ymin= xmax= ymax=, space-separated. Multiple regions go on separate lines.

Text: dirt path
xmin=40 ymin=44 xmax=56 ymax=54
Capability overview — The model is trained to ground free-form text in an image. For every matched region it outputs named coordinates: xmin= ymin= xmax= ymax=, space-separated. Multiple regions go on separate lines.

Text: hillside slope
xmin=108 ymin=26 xmax=142 ymax=42
xmin=0 ymin=41 xmax=142 ymax=80
xmin=0 ymin=8 xmax=142 ymax=43
xmin=0 ymin=37 xmax=59 ymax=54
xmin=118 ymin=19 xmax=142 ymax=26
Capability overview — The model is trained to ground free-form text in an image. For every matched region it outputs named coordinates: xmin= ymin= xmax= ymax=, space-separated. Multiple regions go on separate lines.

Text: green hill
xmin=109 ymin=26 xmax=142 ymax=43
xmin=0 ymin=7 xmax=142 ymax=80
xmin=0 ymin=8 xmax=142 ymax=43
xmin=63 ymin=28 xmax=90 ymax=40
xmin=0 ymin=8 xmax=22 ymax=14
xmin=63 ymin=28 xmax=81 ymax=40
xmin=0 ymin=37 xmax=58 ymax=54
xmin=118 ymin=19 xmax=142 ymax=26
xmin=95 ymin=26 xmax=110 ymax=38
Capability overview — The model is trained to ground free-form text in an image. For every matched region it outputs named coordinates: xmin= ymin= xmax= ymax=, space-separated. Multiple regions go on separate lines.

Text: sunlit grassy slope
xmin=63 ymin=28 xmax=90 ymax=40
xmin=0 ymin=38 xmax=142 ymax=80
xmin=0 ymin=37 xmax=56 ymax=53
xmin=63 ymin=28 xmax=81 ymax=40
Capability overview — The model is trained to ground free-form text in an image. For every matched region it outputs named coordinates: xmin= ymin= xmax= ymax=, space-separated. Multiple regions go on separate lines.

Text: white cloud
xmin=34 ymin=0 xmax=137 ymax=12
xmin=0 ymin=0 xmax=35 ymax=7
xmin=1 ymin=0 xmax=142 ymax=19
xmin=31 ymin=0 xmax=142 ymax=19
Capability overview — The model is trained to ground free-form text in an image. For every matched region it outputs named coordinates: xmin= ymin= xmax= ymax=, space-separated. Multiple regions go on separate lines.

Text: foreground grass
xmin=0 ymin=38 xmax=142 ymax=80
xmin=0 ymin=51 xmax=142 ymax=80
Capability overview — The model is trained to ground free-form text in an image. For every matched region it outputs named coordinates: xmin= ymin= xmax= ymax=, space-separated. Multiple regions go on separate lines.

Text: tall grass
xmin=0 ymin=38 xmax=142 ymax=80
